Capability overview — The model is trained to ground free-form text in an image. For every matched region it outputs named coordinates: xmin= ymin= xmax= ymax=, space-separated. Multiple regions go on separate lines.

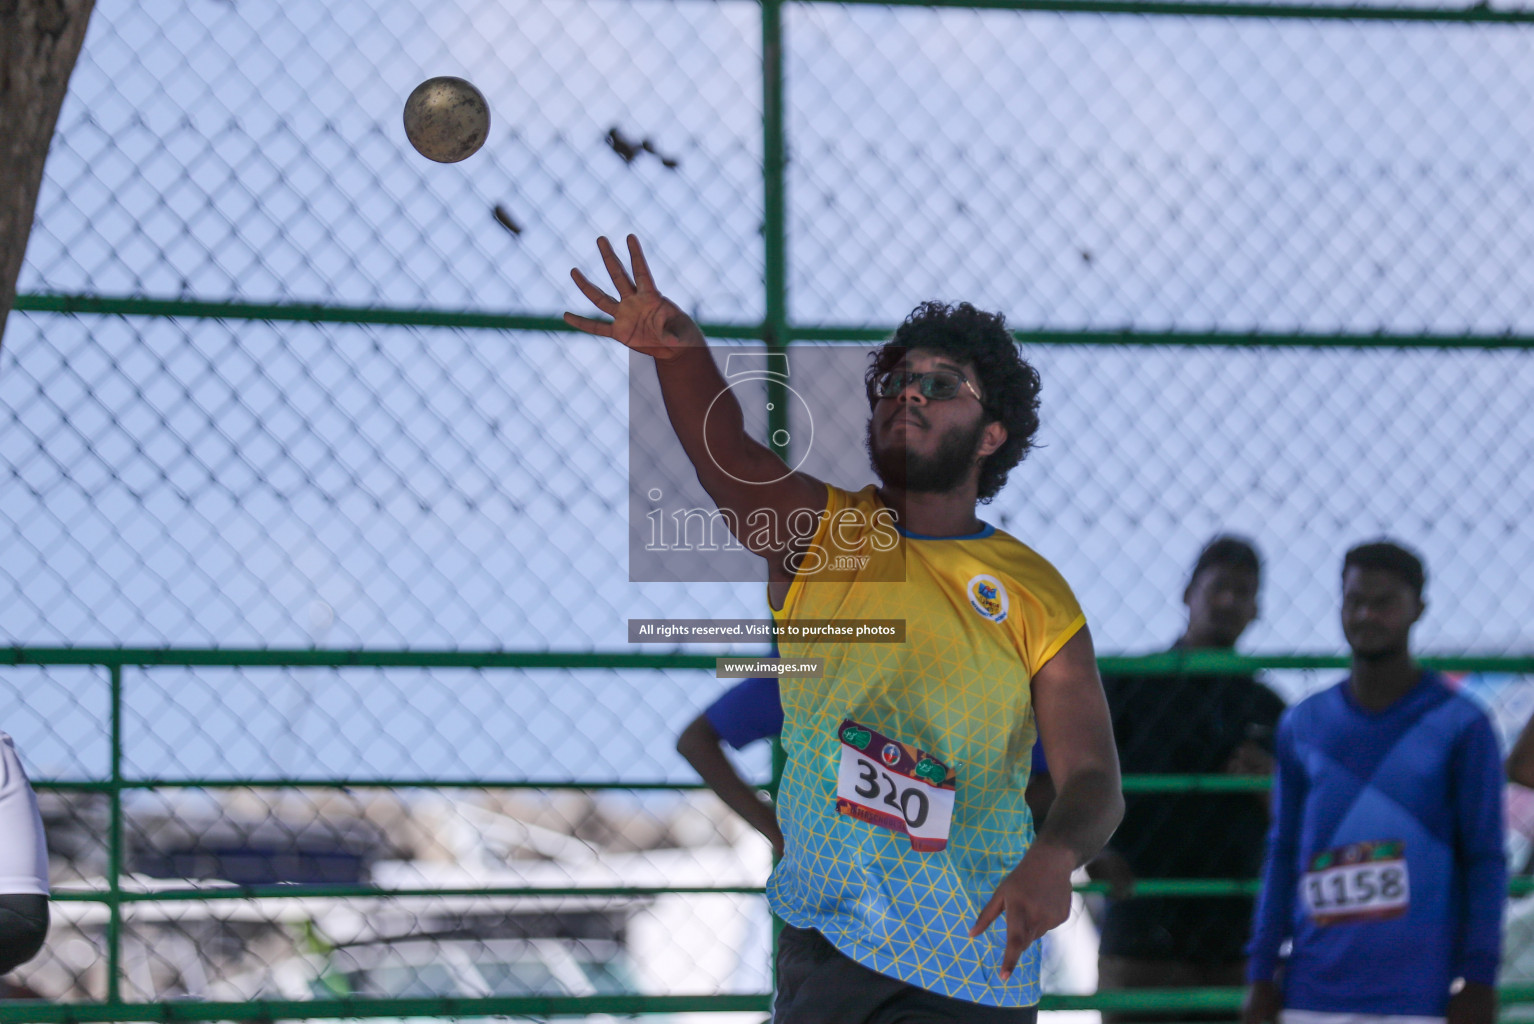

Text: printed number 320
xmin=854 ymin=757 xmax=929 ymax=828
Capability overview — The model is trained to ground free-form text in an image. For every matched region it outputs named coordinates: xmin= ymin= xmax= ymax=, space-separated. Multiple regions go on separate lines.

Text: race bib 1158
xmin=1302 ymin=839 xmax=1409 ymax=926
xmin=834 ymin=718 xmax=956 ymax=853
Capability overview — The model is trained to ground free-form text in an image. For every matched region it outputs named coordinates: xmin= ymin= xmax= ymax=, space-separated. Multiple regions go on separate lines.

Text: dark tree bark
xmin=0 ymin=0 xmax=95 ymax=355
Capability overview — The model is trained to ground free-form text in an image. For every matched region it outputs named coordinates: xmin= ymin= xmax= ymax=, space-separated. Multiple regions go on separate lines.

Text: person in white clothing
xmin=0 ymin=732 xmax=49 ymax=977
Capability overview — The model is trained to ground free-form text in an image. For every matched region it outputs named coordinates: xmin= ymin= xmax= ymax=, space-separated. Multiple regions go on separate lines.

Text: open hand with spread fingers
xmin=564 ymin=234 xmax=703 ymax=360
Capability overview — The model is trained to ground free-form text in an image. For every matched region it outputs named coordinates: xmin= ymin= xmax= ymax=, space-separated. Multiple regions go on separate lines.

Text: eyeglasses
xmin=872 ymin=369 xmax=983 ymax=403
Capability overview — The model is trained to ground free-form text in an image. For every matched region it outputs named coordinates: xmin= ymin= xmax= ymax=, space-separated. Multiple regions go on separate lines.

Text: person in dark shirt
xmin=1094 ymin=536 xmax=1284 ymax=1022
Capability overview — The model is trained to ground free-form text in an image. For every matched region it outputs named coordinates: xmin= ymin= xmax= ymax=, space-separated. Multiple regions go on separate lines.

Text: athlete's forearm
xmin=1031 ymin=765 xmax=1122 ymax=868
xmin=653 ymin=342 xmax=778 ymax=494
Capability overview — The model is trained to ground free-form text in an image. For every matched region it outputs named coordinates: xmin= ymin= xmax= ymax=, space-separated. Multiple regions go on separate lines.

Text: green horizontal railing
xmin=8 ymin=987 xmax=1534 ymax=1022
xmin=17 ymin=293 xmax=1534 ymax=349
xmin=22 ymin=772 xmax=1271 ymax=792
xmin=7 ymin=646 xmax=1532 ymax=1021
xmin=804 ymin=0 xmax=1534 ymax=21
xmin=45 ymin=884 xmax=767 ymax=903
xmin=0 ymin=994 xmax=772 ymax=1023
xmin=6 ymin=646 xmax=721 ymax=670
xmin=37 ymin=871 xmax=1534 ymax=903
xmin=36 ymin=878 xmax=1253 ymax=902
xmin=0 ymin=991 xmax=1222 ymax=1023
xmin=12 ymin=644 xmax=1534 ymax=672
xmin=790 ymin=324 xmax=1534 ymax=349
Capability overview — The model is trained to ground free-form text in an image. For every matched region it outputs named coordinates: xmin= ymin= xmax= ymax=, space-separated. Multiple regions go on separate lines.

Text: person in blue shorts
xmin=1243 ymin=541 xmax=1506 ymax=1024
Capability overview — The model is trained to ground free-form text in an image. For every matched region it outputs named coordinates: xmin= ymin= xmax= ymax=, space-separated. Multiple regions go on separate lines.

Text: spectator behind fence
xmin=1505 ymin=710 xmax=1534 ymax=790
xmin=1244 ymin=541 xmax=1506 ymax=1024
xmin=1092 ymin=536 xmax=1284 ymax=1023
xmin=0 ymin=731 xmax=50 ymax=981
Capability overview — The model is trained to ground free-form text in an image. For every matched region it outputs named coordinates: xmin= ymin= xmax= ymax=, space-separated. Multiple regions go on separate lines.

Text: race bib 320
xmin=834 ymin=718 xmax=956 ymax=853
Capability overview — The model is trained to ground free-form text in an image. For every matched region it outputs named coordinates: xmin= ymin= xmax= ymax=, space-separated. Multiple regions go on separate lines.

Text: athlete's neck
xmin=1348 ymin=648 xmax=1420 ymax=712
xmin=876 ymin=485 xmax=983 ymax=538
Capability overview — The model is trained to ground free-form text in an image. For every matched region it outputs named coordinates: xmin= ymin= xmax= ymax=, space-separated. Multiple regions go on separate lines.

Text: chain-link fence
xmin=3 ymin=0 xmax=1534 ymax=1019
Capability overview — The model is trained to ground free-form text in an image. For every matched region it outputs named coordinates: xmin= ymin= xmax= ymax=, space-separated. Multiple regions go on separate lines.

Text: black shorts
xmin=772 ymin=924 xmax=1040 ymax=1024
xmin=0 ymin=894 xmax=48 ymax=974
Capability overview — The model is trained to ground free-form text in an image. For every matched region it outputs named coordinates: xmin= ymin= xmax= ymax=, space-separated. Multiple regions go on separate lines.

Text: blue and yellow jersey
xmin=765 ymin=483 xmax=1085 ymax=1007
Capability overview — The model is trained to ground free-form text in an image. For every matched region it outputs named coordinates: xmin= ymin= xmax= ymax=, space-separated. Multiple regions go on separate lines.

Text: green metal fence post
xmin=762 ymin=0 xmax=791 ymax=976
xmin=762 ymin=0 xmax=790 ymax=441
xmin=106 ymin=664 xmax=123 ymax=1006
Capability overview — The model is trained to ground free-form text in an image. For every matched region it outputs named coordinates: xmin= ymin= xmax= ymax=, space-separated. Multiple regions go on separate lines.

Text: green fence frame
xmin=6 ymin=647 xmax=1534 ymax=1020
xmin=11 ymin=0 xmax=1534 ymax=1017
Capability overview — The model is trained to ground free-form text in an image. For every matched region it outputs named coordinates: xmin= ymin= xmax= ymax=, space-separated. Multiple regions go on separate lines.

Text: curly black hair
xmin=864 ymin=301 xmax=1042 ymax=503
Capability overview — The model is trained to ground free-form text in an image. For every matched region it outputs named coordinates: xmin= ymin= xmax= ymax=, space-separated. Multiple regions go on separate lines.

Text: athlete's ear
xmin=977 ymin=421 xmax=1007 ymax=461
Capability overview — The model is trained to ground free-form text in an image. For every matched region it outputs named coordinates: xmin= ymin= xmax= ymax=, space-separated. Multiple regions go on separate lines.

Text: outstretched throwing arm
xmin=566 ymin=235 xmax=826 ymax=579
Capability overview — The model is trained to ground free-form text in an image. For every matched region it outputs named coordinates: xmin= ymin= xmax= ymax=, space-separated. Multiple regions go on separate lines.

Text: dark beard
xmin=1350 ymin=638 xmax=1410 ymax=662
xmin=866 ymin=415 xmax=986 ymax=493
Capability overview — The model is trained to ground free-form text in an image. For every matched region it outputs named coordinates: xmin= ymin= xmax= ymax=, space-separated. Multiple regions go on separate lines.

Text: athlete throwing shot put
xmin=567 ymin=236 xmax=1123 ymax=1022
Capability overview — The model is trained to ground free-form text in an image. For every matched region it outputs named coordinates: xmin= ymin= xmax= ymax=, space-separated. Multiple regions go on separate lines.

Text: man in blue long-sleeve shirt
xmin=1244 ymin=541 xmax=1505 ymax=1024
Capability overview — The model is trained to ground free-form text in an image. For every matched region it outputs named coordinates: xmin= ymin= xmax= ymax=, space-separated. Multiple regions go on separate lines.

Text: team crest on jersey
xmin=967 ymin=574 xmax=1009 ymax=623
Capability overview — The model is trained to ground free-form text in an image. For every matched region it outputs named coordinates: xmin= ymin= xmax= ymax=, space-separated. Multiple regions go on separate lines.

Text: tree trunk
xmin=0 ymin=0 xmax=95 ymax=356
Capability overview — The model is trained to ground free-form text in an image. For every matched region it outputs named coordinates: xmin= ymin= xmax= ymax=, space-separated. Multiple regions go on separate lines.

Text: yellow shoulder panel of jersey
xmin=773 ymin=483 xmax=1083 ymax=677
